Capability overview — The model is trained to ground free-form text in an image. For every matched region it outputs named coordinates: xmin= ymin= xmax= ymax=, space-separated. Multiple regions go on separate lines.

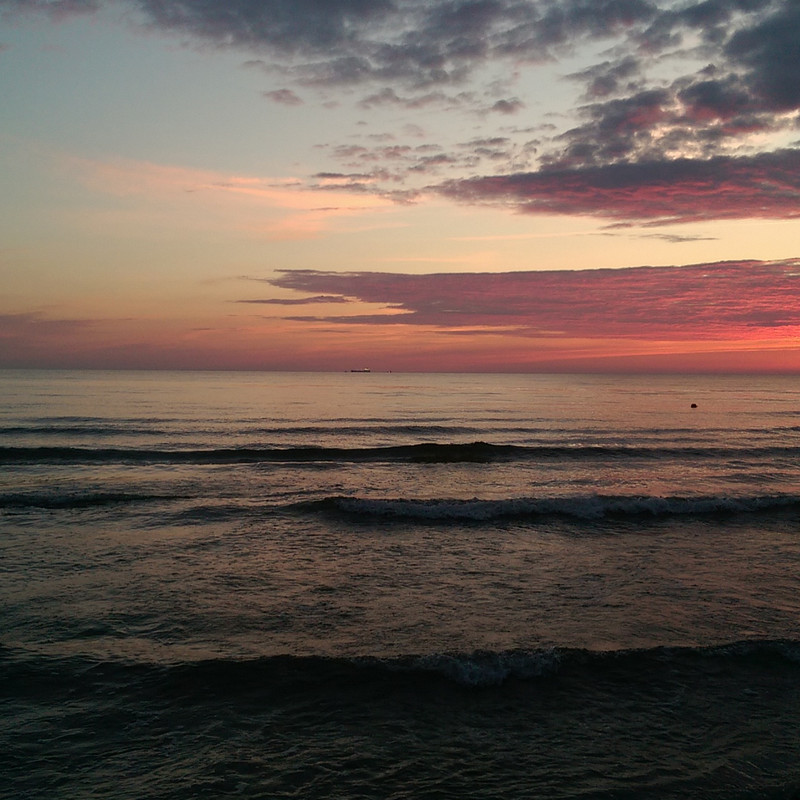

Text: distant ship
xmin=350 ymin=368 xmax=371 ymax=373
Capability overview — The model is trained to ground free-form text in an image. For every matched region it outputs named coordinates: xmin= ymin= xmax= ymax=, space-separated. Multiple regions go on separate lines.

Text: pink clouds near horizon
xmin=260 ymin=258 xmax=800 ymax=342
xmin=4 ymin=257 xmax=798 ymax=373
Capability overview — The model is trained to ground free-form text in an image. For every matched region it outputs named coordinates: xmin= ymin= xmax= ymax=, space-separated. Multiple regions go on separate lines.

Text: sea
xmin=1 ymin=369 xmax=799 ymax=799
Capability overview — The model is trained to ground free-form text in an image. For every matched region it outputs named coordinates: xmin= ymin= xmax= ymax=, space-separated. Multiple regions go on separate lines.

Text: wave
xmin=291 ymin=493 xmax=800 ymax=522
xmin=0 ymin=425 xmax=172 ymax=437
xmin=3 ymin=639 xmax=799 ymax=690
xmin=0 ymin=491 xmax=186 ymax=510
xmin=8 ymin=489 xmax=795 ymax=520
xmin=5 ymin=486 xmax=796 ymax=521
xmin=5 ymin=641 xmax=799 ymax=800
xmin=2 ymin=441 xmax=796 ymax=465
xmin=374 ymin=639 xmax=800 ymax=687
xmin=0 ymin=423 xmax=487 ymax=439
xmin=251 ymin=424 xmax=485 ymax=436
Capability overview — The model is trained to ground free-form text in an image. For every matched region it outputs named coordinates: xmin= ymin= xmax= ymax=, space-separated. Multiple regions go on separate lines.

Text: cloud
xmin=489 ymin=97 xmax=524 ymax=115
xmin=0 ymin=0 xmax=99 ymax=19
xmin=357 ymin=87 xmax=475 ymax=111
xmin=725 ymin=1 xmax=800 ymax=112
xmin=636 ymin=233 xmax=718 ymax=243
xmin=6 ymin=0 xmax=800 ymax=226
xmin=2 ymin=0 xmax=791 ymax=100
xmin=134 ymin=0 xmax=396 ymax=55
xmin=540 ymin=2 xmax=800 ymax=169
xmin=545 ymin=69 xmax=795 ymax=171
xmin=180 ymin=0 xmax=799 ymax=224
xmin=435 ymin=149 xmax=800 ymax=224
xmin=235 ymin=295 xmax=349 ymax=305
xmin=315 ymin=140 xmax=475 ymax=183
xmin=264 ymin=259 xmax=800 ymax=340
xmin=0 ymin=0 xmax=670 ymax=93
xmin=314 ymin=132 xmax=541 ymax=185
xmin=263 ymin=88 xmax=304 ymax=106
xmin=568 ymin=56 xmax=643 ymax=99
xmin=0 ymin=311 xmax=93 ymax=337
xmin=548 ymin=88 xmax=675 ymax=167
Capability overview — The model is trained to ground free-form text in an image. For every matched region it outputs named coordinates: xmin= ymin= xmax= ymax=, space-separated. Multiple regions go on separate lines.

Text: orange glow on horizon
xmin=3 ymin=310 xmax=798 ymax=373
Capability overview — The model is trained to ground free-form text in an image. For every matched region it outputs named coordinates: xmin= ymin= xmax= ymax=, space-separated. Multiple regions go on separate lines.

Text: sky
xmin=1 ymin=0 xmax=800 ymax=373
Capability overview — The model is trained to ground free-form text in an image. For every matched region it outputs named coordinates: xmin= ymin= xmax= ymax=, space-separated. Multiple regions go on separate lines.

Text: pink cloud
xmin=267 ymin=258 xmax=800 ymax=341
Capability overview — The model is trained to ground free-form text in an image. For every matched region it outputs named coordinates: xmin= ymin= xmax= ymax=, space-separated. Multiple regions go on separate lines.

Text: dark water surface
xmin=2 ymin=370 xmax=799 ymax=798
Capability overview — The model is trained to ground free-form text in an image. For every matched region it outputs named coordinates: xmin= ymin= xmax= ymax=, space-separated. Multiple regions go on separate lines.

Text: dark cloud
xmin=1 ymin=0 xmax=789 ymax=95
xmin=489 ymin=97 xmax=524 ymax=114
xmin=0 ymin=0 xmax=661 ymax=89
xmin=135 ymin=0 xmax=395 ymax=55
xmin=436 ymin=149 xmax=800 ymax=224
xmin=265 ymin=259 xmax=800 ymax=340
xmin=638 ymin=0 xmax=773 ymax=48
xmin=568 ymin=56 xmax=643 ymax=99
xmin=6 ymin=0 xmax=794 ymax=118
xmin=492 ymin=0 xmax=657 ymax=57
xmin=676 ymin=74 xmax=755 ymax=122
xmin=724 ymin=1 xmax=800 ymax=111
xmin=548 ymin=88 xmax=673 ymax=167
xmin=544 ymin=1 xmax=798 ymax=169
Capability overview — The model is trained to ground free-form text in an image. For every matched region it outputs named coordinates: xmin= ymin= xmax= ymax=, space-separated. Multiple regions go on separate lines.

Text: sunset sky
xmin=2 ymin=0 xmax=800 ymax=372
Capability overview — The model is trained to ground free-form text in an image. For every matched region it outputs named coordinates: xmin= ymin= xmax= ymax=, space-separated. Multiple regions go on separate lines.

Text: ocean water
xmin=2 ymin=369 xmax=799 ymax=799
